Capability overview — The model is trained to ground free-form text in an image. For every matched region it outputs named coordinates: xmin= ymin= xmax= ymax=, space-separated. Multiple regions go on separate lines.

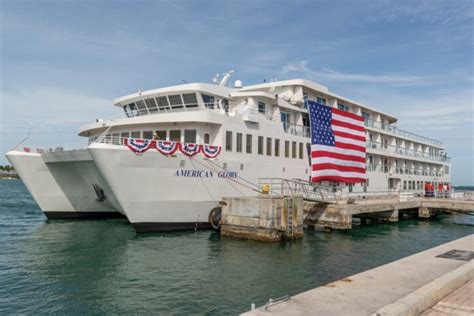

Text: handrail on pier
xmin=258 ymin=178 xmax=342 ymax=202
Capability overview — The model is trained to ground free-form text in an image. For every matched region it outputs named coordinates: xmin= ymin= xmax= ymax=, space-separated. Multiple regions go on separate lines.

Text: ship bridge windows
xmin=168 ymin=94 xmax=184 ymax=109
xmin=182 ymin=93 xmax=198 ymax=108
xmin=156 ymin=96 xmax=170 ymax=111
xmin=136 ymin=100 xmax=148 ymax=115
xmin=145 ymin=98 xmax=158 ymax=113
xmin=202 ymin=94 xmax=215 ymax=109
xmin=258 ymin=101 xmax=266 ymax=114
xmin=126 ymin=103 xmax=139 ymax=117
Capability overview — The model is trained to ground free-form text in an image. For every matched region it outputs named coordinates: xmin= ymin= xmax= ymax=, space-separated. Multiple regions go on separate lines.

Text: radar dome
xmin=234 ymin=80 xmax=243 ymax=89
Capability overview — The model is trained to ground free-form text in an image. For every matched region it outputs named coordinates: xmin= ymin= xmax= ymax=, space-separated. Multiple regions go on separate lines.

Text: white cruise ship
xmin=6 ymin=72 xmax=452 ymax=232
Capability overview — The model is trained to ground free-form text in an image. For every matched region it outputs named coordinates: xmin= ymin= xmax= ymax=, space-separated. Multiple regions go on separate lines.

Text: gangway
xmin=258 ymin=178 xmax=341 ymax=203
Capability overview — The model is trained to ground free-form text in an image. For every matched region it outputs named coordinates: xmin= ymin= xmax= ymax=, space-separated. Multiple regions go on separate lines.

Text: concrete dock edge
xmin=372 ymin=259 xmax=474 ymax=316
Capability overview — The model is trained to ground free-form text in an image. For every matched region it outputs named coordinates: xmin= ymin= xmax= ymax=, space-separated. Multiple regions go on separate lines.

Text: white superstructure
xmin=6 ymin=75 xmax=451 ymax=231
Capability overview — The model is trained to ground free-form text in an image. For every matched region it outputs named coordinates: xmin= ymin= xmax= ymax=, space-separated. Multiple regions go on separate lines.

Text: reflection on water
xmin=0 ymin=180 xmax=472 ymax=314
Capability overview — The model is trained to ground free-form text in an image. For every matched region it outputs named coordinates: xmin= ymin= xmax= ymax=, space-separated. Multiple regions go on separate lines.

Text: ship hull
xmin=6 ymin=149 xmax=125 ymax=219
xmin=88 ymin=143 xmax=308 ymax=232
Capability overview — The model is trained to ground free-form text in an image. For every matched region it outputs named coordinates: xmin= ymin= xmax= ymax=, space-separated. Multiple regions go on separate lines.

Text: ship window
xmin=145 ymin=98 xmax=158 ymax=113
xmin=275 ymin=139 xmax=280 ymax=157
xmin=123 ymin=105 xmax=131 ymax=117
xmin=143 ymin=131 xmax=153 ymax=140
xmin=184 ymin=129 xmax=197 ymax=143
xmin=128 ymin=103 xmax=139 ymax=116
xmin=299 ymin=143 xmax=304 ymax=159
xmin=258 ymin=136 xmax=264 ymax=155
xmin=226 ymin=131 xmax=233 ymax=151
xmin=292 ymin=141 xmax=297 ymax=158
xmin=170 ymin=130 xmax=181 ymax=142
xmin=337 ymin=103 xmax=349 ymax=112
xmin=246 ymin=134 xmax=252 ymax=154
xmin=120 ymin=132 xmax=129 ymax=145
xmin=131 ymin=131 xmax=140 ymax=138
xmin=266 ymin=137 xmax=272 ymax=156
xmin=285 ymin=140 xmax=290 ymax=158
xmin=236 ymin=133 xmax=243 ymax=153
xmin=204 ymin=133 xmax=210 ymax=144
xmin=112 ymin=133 xmax=120 ymax=145
xmin=156 ymin=96 xmax=170 ymax=110
xmin=168 ymin=95 xmax=184 ymax=109
xmin=258 ymin=101 xmax=266 ymax=114
xmin=202 ymin=94 xmax=215 ymax=109
xmin=362 ymin=111 xmax=370 ymax=123
xmin=182 ymin=93 xmax=198 ymax=108
xmin=444 ymin=165 xmax=449 ymax=174
xmin=317 ymin=97 xmax=326 ymax=105
xmin=136 ymin=100 xmax=148 ymax=115
xmin=155 ymin=130 xmax=166 ymax=140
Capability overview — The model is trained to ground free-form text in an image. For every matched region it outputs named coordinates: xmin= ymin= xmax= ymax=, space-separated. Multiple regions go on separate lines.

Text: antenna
xmin=219 ymin=70 xmax=234 ymax=87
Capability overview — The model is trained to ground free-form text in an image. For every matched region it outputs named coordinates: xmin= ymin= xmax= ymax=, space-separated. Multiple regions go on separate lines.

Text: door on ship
xmin=389 ymin=178 xmax=400 ymax=193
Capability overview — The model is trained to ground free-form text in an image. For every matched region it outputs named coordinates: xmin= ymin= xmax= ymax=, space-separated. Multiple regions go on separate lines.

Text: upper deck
xmin=83 ymin=78 xmax=444 ymax=150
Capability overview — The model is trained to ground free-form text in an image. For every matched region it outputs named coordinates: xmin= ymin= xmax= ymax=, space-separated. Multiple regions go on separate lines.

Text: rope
xmin=189 ymin=158 xmax=217 ymax=201
xmin=189 ymin=157 xmax=259 ymax=194
xmin=205 ymin=158 xmax=260 ymax=190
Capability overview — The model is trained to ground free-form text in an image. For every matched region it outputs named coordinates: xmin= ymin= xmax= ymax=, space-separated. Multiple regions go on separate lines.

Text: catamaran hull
xmin=5 ymin=150 xmax=125 ymax=219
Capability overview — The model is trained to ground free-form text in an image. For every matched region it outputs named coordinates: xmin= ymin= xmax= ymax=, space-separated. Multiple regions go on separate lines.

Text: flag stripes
xmin=308 ymin=100 xmax=367 ymax=183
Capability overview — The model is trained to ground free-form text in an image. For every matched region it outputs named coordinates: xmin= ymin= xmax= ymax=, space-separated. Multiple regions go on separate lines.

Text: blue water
xmin=0 ymin=180 xmax=472 ymax=315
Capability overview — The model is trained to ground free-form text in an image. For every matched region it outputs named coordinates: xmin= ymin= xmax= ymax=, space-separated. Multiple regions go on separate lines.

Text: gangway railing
xmin=258 ymin=178 xmax=342 ymax=203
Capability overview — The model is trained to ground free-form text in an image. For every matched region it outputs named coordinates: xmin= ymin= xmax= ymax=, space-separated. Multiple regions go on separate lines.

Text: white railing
xmin=366 ymin=140 xmax=451 ymax=163
xmin=14 ymin=142 xmax=88 ymax=154
xmin=364 ymin=117 xmax=443 ymax=147
xmin=259 ymin=178 xmax=342 ymax=202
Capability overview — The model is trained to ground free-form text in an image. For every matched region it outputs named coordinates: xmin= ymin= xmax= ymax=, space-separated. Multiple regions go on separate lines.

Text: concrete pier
xmin=221 ymin=195 xmax=304 ymax=242
xmin=244 ymin=235 xmax=474 ymax=316
xmin=305 ymin=198 xmax=474 ymax=230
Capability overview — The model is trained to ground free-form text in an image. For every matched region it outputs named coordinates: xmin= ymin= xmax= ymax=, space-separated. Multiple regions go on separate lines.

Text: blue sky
xmin=1 ymin=0 xmax=473 ymax=184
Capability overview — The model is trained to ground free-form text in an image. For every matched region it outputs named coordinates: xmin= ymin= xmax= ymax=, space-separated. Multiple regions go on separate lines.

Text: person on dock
xmin=429 ymin=182 xmax=435 ymax=198
xmin=438 ymin=183 xmax=443 ymax=198
xmin=424 ymin=182 xmax=429 ymax=198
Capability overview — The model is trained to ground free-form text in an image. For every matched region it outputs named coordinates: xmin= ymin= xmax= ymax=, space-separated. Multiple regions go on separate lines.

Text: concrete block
xmin=221 ymin=195 xmax=303 ymax=242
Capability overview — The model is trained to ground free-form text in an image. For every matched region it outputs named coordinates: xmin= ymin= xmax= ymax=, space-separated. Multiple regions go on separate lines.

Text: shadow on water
xmin=0 ymin=180 xmax=473 ymax=315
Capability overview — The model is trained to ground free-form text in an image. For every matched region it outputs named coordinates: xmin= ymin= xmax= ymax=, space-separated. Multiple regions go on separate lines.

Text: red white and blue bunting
xmin=156 ymin=140 xmax=179 ymax=155
xmin=180 ymin=143 xmax=202 ymax=157
xmin=125 ymin=138 xmax=155 ymax=154
xmin=124 ymin=138 xmax=221 ymax=158
xmin=202 ymin=145 xmax=222 ymax=159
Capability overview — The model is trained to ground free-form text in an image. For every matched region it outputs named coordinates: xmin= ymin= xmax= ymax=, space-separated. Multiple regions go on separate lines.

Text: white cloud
xmin=280 ymin=61 xmax=424 ymax=84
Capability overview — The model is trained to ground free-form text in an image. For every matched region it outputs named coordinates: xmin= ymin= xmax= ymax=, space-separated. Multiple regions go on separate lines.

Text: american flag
xmin=308 ymin=100 xmax=366 ymax=183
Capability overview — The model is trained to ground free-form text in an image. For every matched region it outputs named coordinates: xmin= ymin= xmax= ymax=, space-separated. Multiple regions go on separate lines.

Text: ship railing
xmin=13 ymin=142 xmax=88 ymax=154
xmin=366 ymin=140 xmax=451 ymax=163
xmin=365 ymin=164 xmax=445 ymax=177
xmin=364 ymin=117 xmax=443 ymax=147
xmin=282 ymin=122 xmax=311 ymax=138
